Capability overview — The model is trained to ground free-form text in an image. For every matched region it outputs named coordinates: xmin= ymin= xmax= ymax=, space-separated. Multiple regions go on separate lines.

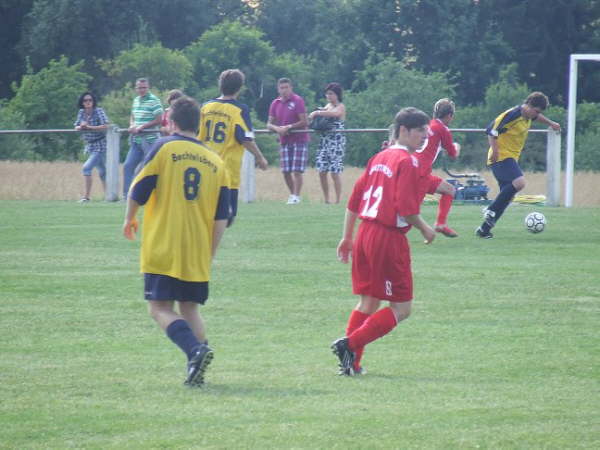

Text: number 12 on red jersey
xmin=361 ymin=185 xmax=383 ymax=218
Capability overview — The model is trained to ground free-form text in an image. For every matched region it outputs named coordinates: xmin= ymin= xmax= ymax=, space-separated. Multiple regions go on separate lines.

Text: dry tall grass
xmin=0 ymin=161 xmax=598 ymax=206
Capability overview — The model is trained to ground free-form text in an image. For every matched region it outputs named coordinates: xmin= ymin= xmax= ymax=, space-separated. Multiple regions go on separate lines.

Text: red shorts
xmin=351 ymin=221 xmax=413 ymax=302
xmin=426 ymin=174 xmax=443 ymax=194
xmin=418 ymin=174 xmax=443 ymax=203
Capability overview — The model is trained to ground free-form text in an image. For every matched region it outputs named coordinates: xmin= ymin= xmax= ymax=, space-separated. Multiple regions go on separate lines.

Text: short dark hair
xmin=278 ymin=77 xmax=292 ymax=86
xmin=525 ymin=91 xmax=549 ymax=110
xmin=170 ymin=96 xmax=200 ymax=133
xmin=325 ymin=82 xmax=343 ymax=102
xmin=433 ymin=98 xmax=455 ymax=119
xmin=392 ymin=107 xmax=430 ymax=139
xmin=77 ymin=91 xmax=97 ymax=109
xmin=219 ymin=69 xmax=245 ymax=96
xmin=166 ymin=89 xmax=184 ymax=105
xmin=136 ymin=77 xmax=150 ymax=86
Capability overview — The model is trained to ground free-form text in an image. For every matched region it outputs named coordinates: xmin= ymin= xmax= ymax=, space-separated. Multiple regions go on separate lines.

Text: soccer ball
xmin=524 ymin=212 xmax=546 ymax=233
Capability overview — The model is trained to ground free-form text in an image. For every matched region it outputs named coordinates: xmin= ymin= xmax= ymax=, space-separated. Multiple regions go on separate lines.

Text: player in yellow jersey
xmin=476 ymin=92 xmax=560 ymax=238
xmin=198 ymin=69 xmax=268 ymax=226
xmin=123 ymin=96 xmax=230 ymax=387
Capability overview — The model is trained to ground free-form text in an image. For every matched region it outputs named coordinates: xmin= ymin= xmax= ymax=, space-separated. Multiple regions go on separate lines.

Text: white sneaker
xmin=286 ymin=195 xmax=300 ymax=204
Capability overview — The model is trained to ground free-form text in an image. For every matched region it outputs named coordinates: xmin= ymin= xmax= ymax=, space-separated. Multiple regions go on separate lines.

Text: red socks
xmin=347 ymin=307 xmax=397 ymax=353
xmin=345 ymin=310 xmax=370 ymax=371
xmin=436 ymin=193 xmax=453 ymax=225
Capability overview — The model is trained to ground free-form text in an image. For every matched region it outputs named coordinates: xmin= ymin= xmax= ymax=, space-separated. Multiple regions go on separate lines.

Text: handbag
xmin=309 ymin=115 xmax=334 ymax=132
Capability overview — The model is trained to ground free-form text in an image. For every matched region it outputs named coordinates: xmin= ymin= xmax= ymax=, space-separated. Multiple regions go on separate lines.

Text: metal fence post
xmin=241 ymin=150 xmax=256 ymax=203
xmin=545 ymin=128 xmax=561 ymax=207
xmin=105 ymin=125 xmax=120 ymax=202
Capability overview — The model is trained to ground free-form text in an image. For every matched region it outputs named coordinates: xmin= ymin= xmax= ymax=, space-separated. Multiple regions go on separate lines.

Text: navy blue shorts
xmin=227 ymin=189 xmax=239 ymax=227
xmin=144 ymin=273 xmax=209 ymax=304
xmin=490 ymin=158 xmax=523 ymax=190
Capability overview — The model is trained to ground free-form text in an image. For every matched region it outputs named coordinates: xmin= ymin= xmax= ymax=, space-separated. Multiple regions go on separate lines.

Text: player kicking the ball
xmin=417 ymin=98 xmax=461 ymax=237
xmin=123 ymin=96 xmax=230 ymax=386
xmin=332 ymin=107 xmax=436 ymax=376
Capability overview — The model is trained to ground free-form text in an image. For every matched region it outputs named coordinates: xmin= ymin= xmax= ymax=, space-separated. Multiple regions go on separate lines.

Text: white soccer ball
xmin=525 ymin=212 xmax=546 ymax=234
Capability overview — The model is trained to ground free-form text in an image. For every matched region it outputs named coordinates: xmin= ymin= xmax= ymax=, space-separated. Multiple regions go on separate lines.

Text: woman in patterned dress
xmin=309 ymin=83 xmax=347 ymax=204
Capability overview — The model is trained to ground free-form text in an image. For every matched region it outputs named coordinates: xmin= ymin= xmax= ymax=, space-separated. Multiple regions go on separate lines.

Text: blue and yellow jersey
xmin=129 ymin=134 xmax=230 ymax=282
xmin=485 ymin=105 xmax=532 ymax=165
xmin=197 ymin=99 xmax=254 ymax=189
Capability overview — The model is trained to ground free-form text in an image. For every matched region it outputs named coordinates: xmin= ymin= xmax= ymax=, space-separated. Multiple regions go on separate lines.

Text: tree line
xmin=0 ymin=0 xmax=599 ymax=170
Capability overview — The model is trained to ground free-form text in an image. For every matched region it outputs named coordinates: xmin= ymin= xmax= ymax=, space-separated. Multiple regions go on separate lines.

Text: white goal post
xmin=566 ymin=54 xmax=600 ymax=207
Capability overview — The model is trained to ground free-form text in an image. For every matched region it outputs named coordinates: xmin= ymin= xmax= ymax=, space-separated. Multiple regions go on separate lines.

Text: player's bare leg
xmin=148 ymin=300 xmax=180 ymax=330
xmin=388 ymin=300 xmax=412 ymax=323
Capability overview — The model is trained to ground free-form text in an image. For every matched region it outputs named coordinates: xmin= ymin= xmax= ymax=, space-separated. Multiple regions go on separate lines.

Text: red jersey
xmin=416 ymin=119 xmax=458 ymax=175
xmin=347 ymin=145 xmax=422 ymax=231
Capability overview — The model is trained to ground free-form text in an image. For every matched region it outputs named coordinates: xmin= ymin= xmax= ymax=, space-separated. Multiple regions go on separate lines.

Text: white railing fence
xmin=0 ymin=127 xmax=562 ymax=206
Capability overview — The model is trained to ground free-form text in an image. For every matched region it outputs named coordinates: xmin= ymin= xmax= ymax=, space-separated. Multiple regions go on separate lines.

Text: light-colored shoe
xmin=78 ymin=197 xmax=90 ymax=203
xmin=286 ymin=195 xmax=300 ymax=204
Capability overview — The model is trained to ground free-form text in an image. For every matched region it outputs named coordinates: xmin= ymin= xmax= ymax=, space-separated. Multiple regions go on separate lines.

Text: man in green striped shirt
xmin=123 ymin=78 xmax=164 ymax=199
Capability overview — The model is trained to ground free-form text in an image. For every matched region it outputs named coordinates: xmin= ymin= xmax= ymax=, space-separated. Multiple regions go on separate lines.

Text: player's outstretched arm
xmin=337 ymin=209 xmax=358 ymax=263
xmin=536 ymin=113 xmax=561 ymax=132
xmin=211 ymin=219 xmax=227 ymax=259
xmin=405 ymin=214 xmax=435 ymax=244
xmin=123 ymin=198 xmax=140 ymax=240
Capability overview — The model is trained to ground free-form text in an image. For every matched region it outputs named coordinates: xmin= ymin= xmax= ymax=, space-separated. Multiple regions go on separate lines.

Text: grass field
xmin=1 ymin=200 xmax=599 ymax=449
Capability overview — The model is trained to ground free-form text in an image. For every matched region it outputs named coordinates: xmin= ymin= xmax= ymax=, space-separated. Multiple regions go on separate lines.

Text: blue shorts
xmin=82 ymin=151 xmax=106 ymax=179
xmin=490 ymin=158 xmax=523 ymax=190
xmin=144 ymin=273 xmax=209 ymax=304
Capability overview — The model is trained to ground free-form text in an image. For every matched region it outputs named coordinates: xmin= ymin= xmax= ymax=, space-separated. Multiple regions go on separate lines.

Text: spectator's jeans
xmin=123 ymin=139 xmax=152 ymax=198
xmin=82 ymin=151 xmax=106 ymax=180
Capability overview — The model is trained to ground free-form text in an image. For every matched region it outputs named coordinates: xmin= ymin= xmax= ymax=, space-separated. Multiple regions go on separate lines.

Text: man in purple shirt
xmin=267 ymin=78 xmax=309 ymax=204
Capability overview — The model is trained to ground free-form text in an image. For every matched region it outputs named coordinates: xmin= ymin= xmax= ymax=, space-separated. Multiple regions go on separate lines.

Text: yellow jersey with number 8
xmin=130 ymin=134 xmax=230 ymax=282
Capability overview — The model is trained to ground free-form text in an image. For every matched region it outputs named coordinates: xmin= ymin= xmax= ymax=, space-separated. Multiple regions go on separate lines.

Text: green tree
xmin=0 ymin=100 xmax=36 ymax=160
xmin=0 ymin=0 xmax=34 ymax=99
xmin=488 ymin=0 xmax=600 ymax=104
xmin=185 ymin=21 xmax=318 ymax=120
xmin=98 ymin=43 xmax=193 ymax=93
xmin=148 ymin=0 xmax=250 ymax=50
xmin=344 ymin=55 xmax=455 ymax=166
xmin=18 ymin=0 xmax=155 ymax=83
xmin=8 ymin=56 xmax=90 ymax=160
xmin=13 ymin=1 xmax=251 ymax=99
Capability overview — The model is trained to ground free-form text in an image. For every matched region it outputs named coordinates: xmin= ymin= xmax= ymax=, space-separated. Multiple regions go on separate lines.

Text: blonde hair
xmin=167 ymin=89 xmax=184 ymax=105
xmin=433 ymin=98 xmax=455 ymax=119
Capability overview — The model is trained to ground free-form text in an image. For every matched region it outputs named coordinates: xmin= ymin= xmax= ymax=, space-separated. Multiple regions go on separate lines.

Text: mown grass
xmin=0 ymin=200 xmax=598 ymax=449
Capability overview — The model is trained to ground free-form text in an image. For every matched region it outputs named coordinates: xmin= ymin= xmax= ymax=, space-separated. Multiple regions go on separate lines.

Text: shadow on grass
xmin=197 ymin=383 xmax=332 ymax=397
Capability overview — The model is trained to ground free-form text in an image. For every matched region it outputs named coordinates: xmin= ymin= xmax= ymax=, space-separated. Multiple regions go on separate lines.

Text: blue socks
xmin=481 ymin=183 xmax=517 ymax=232
xmin=166 ymin=319 xmax=201 ymax=360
